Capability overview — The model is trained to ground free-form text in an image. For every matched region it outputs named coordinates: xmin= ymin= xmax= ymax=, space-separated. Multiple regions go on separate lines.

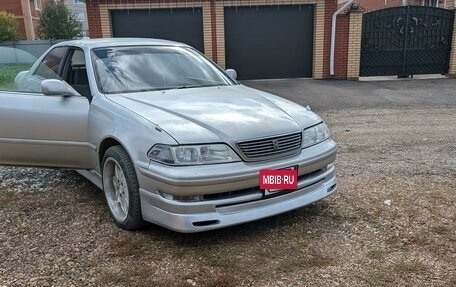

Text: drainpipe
xmin=330 ymin=0 xmax=354 ymax=76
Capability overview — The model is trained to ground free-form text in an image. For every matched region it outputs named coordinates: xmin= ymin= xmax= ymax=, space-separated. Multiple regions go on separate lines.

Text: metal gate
xmin=360 ymin=6 xmax=454 ymax=77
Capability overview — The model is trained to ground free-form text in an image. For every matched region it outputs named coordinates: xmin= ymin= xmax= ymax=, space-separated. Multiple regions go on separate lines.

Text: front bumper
xmin=137 ymin=140 xmax=337 ymax=232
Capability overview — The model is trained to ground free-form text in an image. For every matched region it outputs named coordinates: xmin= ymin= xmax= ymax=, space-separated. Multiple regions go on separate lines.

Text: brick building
xmin=415 ymin=0 xmax=456 ymax=9
xmin=339 ymin=0 xmax=456 ymax=12
xmin=81 ymin=0 xmax=455 ymax=80
xmin=1 ymin=0 xmax=49 ymax=40
xmin=64 ymin=0 xmax=89 ymax=37
xmin=85 ymin=0 xmax=353 ymax=80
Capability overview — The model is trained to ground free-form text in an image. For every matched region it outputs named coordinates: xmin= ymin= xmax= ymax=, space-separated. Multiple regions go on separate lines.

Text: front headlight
xmin=148 ymin=144 xmax=241 ymax=165
xmin=302 ymin=122 xmax=330 ymax=148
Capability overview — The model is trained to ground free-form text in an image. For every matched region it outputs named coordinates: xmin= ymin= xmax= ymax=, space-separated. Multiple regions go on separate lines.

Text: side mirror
xmin=41 ymin=79 xmax=79 ymax=97
xmin=225 ymin=69 xmax=237 ymax=81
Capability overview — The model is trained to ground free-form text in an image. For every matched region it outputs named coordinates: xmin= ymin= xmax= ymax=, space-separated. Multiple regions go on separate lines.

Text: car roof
xmin=53 ymin=38 xmax=190 ymax=49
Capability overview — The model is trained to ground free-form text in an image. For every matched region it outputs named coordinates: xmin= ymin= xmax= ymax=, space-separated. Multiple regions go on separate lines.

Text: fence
xmin=0 ymin=40 xmax=65 ymax=64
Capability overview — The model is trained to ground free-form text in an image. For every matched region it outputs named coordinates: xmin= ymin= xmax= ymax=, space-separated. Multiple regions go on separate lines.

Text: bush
xmin=0 ymin=11 xmax=19 ymax=42
xmin=0 ymin=64 xmax=31 ymax=90
xmin=38 ymin=1 xmax=82 ymax=39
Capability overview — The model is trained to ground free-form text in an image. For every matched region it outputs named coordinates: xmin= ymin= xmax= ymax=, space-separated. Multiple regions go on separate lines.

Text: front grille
xmin=237 ymin=132 xmax=302 ymax=160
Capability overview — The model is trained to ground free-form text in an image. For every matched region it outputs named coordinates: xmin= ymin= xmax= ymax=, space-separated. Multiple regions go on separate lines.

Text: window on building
xmin=74 ymin=12 xmax=85 ymax=22
xmin=73 ymin=0 xmax=85 ymax=4
xmin=34 ymin=0 xmax=42 ymax=11
xmin=423 ymin=0 xmax=438 ymax=6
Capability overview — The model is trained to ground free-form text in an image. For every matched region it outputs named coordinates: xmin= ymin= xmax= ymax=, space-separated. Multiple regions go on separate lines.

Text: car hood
xmin=109 ymin=85 xmax=322 ymax=144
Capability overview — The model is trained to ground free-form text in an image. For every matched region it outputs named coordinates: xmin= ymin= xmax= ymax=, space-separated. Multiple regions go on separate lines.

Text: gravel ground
xmin=1 ymin=84 xmax=455 ymax=286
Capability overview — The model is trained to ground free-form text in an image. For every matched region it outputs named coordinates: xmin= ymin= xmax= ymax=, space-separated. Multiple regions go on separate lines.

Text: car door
xmin=0 ymin=46 xmax=94 ymax=169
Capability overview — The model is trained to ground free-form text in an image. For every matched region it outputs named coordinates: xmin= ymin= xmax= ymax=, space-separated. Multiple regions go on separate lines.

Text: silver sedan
xmin=0 ymin=38 xmax=337 ymax=232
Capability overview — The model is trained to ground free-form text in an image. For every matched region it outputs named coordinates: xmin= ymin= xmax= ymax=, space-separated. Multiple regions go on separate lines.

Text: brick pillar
xmin=21 ymin=0 xmax=34 ymax=40
xmin=313 ymin=1 xmax=326 ymax=79
xmin=449 ymin=11 xmax=456 ymax=78
xmin=86 ymin=0 xmax=102 ymax=38
xmin=346 ymin=10 xmax=363 ymax=80
xmin=206 ymin=0 xmax=216 ymax=62
xmin=333 ymin=13 xmax=349 ymax=79
xmin=213 ymin=1 xmax=224 ymax=69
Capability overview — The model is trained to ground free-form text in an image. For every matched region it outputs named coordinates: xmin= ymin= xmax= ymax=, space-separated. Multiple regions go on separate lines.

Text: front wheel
xmin=102 ymin=146 xmax=145 ymax=230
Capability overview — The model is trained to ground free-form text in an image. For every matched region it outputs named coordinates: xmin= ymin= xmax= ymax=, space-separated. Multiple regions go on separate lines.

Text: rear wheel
xmin=102 ymin=146 xmax=145 ymax=230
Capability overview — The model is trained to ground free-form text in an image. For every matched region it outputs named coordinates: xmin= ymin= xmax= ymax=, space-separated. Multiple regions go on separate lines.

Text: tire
xmin=102 ymin=145 xmax=146 ymax=230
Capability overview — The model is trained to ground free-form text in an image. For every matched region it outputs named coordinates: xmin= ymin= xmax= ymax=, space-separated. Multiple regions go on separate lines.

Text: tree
xmin=38 ymin=1 xmax=82 ymax=40
xmin=0 ymin=11 xmax=18 ymax=42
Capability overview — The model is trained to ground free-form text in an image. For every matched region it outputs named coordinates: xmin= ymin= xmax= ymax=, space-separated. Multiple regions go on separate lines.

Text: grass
xmin=98 ymin=268 xmax=239 ymax=287
xmin=0 ymin=183 xmax=18 ymax=208
xmin=205 ymin=274 xmax=240 ymax=287
xmin=0 ymin=189 xmax=13 ymax=209
xmin=366 ymin=248 xmax=386 ymax=260
xmin=98 ymin=266 xmax=179 ymax=287
xmin=432 ymin=225 xmax=451 ymax=236
xmin=110 ymin=235 xmax=146 ymax=257
xmin=0 ymin=64 xmax=31 ymax=90
xmin=278 ymin=253 xmax=334 ymax=273
xmin=432 ymin=225 xmax=455 ymax=242
xmin=363 ymin=260 xmax=428 ymax=286
xmin=393 ymin=260 xmax=427 ymax=273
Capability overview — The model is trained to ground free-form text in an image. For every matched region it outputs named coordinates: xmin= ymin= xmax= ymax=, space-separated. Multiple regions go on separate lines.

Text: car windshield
xmin=91 ymin=46 xmax=234 ymax=94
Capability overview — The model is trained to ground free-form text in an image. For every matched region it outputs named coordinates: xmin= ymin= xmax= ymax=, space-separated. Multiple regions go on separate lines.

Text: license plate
xmin=259 ymin=166 xmax=298 ymax=195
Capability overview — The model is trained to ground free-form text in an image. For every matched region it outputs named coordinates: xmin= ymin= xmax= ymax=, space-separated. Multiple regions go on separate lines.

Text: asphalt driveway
xmin=243 ymin=78 xmax=456 ymax=111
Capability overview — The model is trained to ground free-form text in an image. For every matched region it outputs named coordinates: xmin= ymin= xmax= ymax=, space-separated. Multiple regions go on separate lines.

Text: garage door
xmin=224 ymin=5 xmax=314 ymax=80
xmin=111 ymin=8 xmax=204 ymax=52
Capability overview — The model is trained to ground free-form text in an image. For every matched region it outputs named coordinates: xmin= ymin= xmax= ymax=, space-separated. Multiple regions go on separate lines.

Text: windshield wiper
xmin=173 ymin=83 xmax=226 ymax=90
xmin=124 ymin=88 xmax=171 ymax=93
xmin=109 ymin=84 xmax=226 ymax=94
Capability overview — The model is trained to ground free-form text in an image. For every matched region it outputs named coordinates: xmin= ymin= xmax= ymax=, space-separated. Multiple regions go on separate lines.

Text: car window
xmin=63 ymin=49 xmax=91 ymax=98
xmin=33 ymin=47 xmax=66 ymax=80
xmin=91 ymin=46 xmax=234 ymax=94
xmin=0 ymin=47 xmax=37 ymax=92
xmin=5 ymin=47 xmax=67 ymax=94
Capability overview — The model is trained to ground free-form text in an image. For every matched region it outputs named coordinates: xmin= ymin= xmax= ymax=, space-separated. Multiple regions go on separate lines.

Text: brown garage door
xmin=111 ymin=8 xmax=204 ymax=52
xmin=224 ymin=5 xmax=314 ymax=80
